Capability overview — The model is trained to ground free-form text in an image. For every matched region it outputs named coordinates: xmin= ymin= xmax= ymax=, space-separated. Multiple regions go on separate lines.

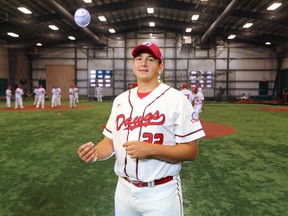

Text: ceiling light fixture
xmin=98 ymin=16 xmax=106 ymax=21
xmin=267 ymin=3 xmax=282 ymax=10
xmin=149 ymin=22 xmax=155 ymax=27
xmin=83 ymin=0 xmax=92 ymax=3
xmin=147 ymin=8 xmax=154 ymax=14
xmin=191 ymin=15 xmax=199 ymax=21
xmin=185 ymin=28 xmax=192 ymax=33
xmin=17 ymin=7 xmax=32 ymax=14
xmin=228 ymin=35 xmax=236 ymax=39
xmin=36 ymin=43 xmax=42 ymax=46
xmin=265 ymin=42 xmax=271 ymax=45
xmin=48 ymin=25 xmax=59 ymax=30
xmin=68 ymin=36 xmax=76 ymax=40
xmin=7 ymin=32 xmax=19 ymax=37
xmin=109 ymin=29 xmax=116 ymax=33
xmin=243 ymin=23 xmax=253 ymax=28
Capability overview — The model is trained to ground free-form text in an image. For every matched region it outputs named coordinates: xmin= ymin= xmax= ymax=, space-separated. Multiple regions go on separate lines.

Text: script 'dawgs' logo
xmin=116 ymin=110 xmax=165 ymax=131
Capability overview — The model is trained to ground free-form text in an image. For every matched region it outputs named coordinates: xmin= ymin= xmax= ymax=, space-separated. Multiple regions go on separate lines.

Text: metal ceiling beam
xmin=200 ymin=0 xmax=239 ymax=45
xmin=46 ymin=0 xmax=106 ymax=47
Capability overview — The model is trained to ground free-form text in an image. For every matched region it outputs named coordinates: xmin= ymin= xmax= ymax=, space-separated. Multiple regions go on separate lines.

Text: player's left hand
xmin=123 ymin=141 xmax=151 ymax=159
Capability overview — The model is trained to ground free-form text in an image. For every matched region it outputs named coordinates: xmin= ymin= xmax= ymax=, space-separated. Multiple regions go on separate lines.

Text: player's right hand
xmin=77 ymin=142 xmax=98 ymax=163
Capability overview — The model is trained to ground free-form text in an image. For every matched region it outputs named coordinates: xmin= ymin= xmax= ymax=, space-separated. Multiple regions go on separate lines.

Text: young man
xmin=69 ymin=84 xmax=76 ymax=108
xmin=95 ymin=85 xmax=103 ymax=102
xmin=74 ymin=85 xmax=79 ymax=103
xmin=192 ymin=87 xmax=205 ymax=119
xmin=36 ymin=84 xmax=46 ymax=109
xmin=180 ymin=83 xmax=194 ymax=104
xmin=6 ymin=85 xmax=12 ymax=108
xmin=78 ymin=42 xmax=205 ymax=216
xmin=15 ymin=84 xmax=24 ymax=109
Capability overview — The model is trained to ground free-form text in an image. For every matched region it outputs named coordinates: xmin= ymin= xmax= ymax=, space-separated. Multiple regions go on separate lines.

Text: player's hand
xmin=123 ymin=141 xmax=151 ymax=159
xmin=77 ymin=142 xmax=98 ymax=163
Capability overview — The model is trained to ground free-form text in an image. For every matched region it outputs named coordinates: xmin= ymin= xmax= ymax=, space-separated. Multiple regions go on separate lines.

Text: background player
xmin=15 ymin=84 xmax=24 ymax=109
xmin=55 ymin=85 xmax=61 ymax=106
xmin=192 ymin=87 xmax=205 ymax=119
xmin=6 ymin=85 xmax=12 ymax=108
xmin=69 ymin=84 xmax=76 ymax=108
xmin=51 ymin=85 xmax=57 ymax=108
xmin=33 ymin=85 xmax=39 ymax=106
xmin=180 ymin=83 xmax=194 ymax=104
xmin=78 ymin=42 xmax=205 ymax=216
xmin=74 ymin=85 xmax=79 ymax=104
xmin=36 ymin=84 xmax=46 ymax=109
xmin=95 ymin=85 xmax=103 ymax=102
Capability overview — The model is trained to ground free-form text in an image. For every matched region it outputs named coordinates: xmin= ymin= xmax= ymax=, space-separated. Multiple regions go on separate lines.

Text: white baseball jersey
xmin=180 ymin=89 xmax=194 ymax=104
xmin=6 ymin=89 xmax=12 ymax=107
xmin=103 ymin=83 xmax=205 ymax=182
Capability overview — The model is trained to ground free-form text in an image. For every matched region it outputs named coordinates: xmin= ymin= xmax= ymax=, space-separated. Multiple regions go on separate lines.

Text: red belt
xmin=124 ymin=176 xmax=173 ymax=187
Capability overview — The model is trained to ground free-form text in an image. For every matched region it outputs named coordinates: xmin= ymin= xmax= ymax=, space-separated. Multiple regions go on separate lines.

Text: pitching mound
xmin=201 ymin=121 xmax=236 ymax=138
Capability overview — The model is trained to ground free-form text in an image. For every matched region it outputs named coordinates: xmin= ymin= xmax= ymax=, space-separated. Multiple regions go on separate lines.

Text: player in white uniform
xmin=95 ymin=85 xmax=103 ymax=102
xmin=69 ymin=85 xmax=76 ymax=108
xmin=192 ymin=87 xmax=205 ymax=119
xmin=33 ymin=85 xmax=39 ymax=106
xmin=78 ymin=42 xmax=205 ymax=216
xmin=15 ymin=84 xmax=24 ymax=109
xmin=36 ymin=84 xmax=46 ymax=109
xmin=180 ymin=83 xmax=194 ymax=104
xmin=51 ymin=86 xmax=57 ymax=108
xmin=74 ymin=85 xmax=79 ymax=104
xmin=6 ymin=85 xmax=12 ymax=108
xmin=55 ymin=85 xmax=61 ymax=106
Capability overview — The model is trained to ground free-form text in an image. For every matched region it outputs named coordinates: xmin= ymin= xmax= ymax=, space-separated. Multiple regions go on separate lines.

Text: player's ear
xmin=158 ymin=62 xmax=164 ymax=75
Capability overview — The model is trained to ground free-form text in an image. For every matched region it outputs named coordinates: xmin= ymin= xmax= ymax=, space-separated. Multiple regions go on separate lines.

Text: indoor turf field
xmin=0 ymin=100 xmax=287 ymax=216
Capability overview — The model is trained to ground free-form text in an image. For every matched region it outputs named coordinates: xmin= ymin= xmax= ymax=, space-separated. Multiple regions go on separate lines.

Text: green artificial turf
xmin=0 ymin=100 xmax=287 ymax=216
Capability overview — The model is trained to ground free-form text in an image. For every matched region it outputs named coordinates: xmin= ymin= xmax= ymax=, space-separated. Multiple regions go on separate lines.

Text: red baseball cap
xmin=132 ymin=42 xmax=163 ymax=63
xmin=181 ymin=83 xmax=187 ymax=88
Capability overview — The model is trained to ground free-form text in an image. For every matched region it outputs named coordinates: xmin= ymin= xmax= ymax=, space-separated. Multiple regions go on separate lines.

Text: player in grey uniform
xmin=78 ymin=42 xmax=205 ymax=216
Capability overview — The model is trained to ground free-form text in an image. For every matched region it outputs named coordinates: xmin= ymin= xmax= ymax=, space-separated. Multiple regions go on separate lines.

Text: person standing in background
xmin=15 ymin=84 xmax=24 ymax=109
xmin=180 ymin=83 xmax=194 ymax=105
xmin=74 ymin=85 xmax=79 ymax=104
xmin=51 ymin=85 xmax=57 ymax=108
xmin=6 ymin=85 xmax=12 ymax=108
xmin=95 ymin=85 xmax=103 ymax=102
xmin=56 ymin=85 xmax=61 ymax=106
xmin=33 ymin=85 xmax=39 ymax=106
xmin=36 ymin=84 xmax=46 ymax=109
xmin=69 ymin=84 xmax=76 ymax=108
xmin=192 ymin=87 xmax=205 ymax=119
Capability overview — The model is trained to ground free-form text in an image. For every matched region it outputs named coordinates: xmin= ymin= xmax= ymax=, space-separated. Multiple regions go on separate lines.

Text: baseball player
xmin=192 ymin=87 xmax=205 ymax=119
xmin=180 ymin=83 xmax=194 ymax=104
xmin=55 ymin=85 xmax=61 ymax=106
xmin=78 ymin=42 xmax=205 ymax=216
xmin=15 ymin=84 xmax=24 ymax=109
xmin=36 ymin=84 xmax=46 ymax=109
xmin=33 ymin=85 xmax=39 ymax=105
xmin=51 ymin=85 xmax=57 ymax=108
xmin=74 ymin=85 xmax=79 ymax=104
xmin=6 ymin=85 xmax=12 ymax=108
xmin=69 ymin=84 xmax=76 ymax=108
xmin=95 ymin=85 xmax=103 ymax=102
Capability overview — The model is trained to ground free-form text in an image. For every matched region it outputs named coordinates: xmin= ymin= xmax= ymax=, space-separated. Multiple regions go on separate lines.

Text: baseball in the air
xmin=74 ymin=8 xmax=91 ymax=27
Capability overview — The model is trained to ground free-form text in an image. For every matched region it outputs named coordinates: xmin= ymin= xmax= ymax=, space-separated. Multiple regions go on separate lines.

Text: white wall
xmin=30 ymin=32 xmax=279 ymax=98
